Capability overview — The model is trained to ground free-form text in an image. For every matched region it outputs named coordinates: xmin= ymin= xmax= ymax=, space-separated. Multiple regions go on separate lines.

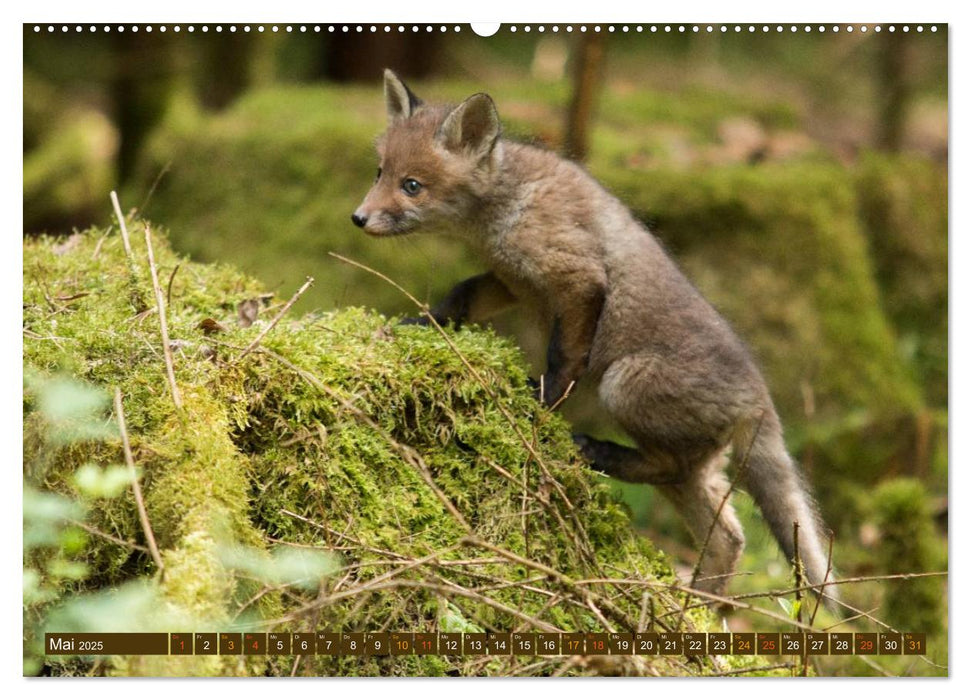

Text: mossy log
xmin=23 ymin=224 xmax=740 ymax=677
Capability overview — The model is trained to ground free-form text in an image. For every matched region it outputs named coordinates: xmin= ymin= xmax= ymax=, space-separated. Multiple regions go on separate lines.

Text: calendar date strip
xmin=45 ymin=631 xmax=926 ymax=657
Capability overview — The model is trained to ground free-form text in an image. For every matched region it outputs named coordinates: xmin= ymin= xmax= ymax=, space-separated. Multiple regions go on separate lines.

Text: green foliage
xmin=219 ymin=544 xmax=337 ymax=592
xmin=25 ymin=374 xmax=116 ymax=446
xmin=24 ymin=225 xmax=708 ymax=677
xmin=23 ymin=69 xmax=117 ymax=233
xmin=73 ymin=463 xmax=134 ymax=499
xmin=856 ymin=152 xmax=948 ymax=406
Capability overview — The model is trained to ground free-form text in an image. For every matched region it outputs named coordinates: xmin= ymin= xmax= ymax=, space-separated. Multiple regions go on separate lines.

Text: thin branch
xmin=793 ymin=520 xmax=804 ymax=624
xmin=114 ymin=388 xmax=164 ymax=573
xmin=143 ymin=225 xmax=182 ymax=410
xmin=793 ymin=520 xmax=806 ymax=676
xmin=166 ymin=263 xmax=181 ymax=308
xmin=238 ymin=276 xmax=314 ymax=359
xmin=575 ymin=577 xmax=822 ymax=632
xmin=823 ymin=605 xmax=882 ymax=630
xmin=267 ymin=579 xmax=562 ymax=633
xmin=689 ymin=411 xmax=764 ymax=591
xmin=110 ymin=192 xmax=148 ymax=312
xmin=461 ymin=536 xmax=637 ymax=632
xmin=137 ymin=160 xmax=172 ymax=217
xmin=731 ymin=570 xmax=948 ymax=603
xmin=67 ymin=519 xmax=149 ymax=553
xmin=92 ymin=228 xmax=111 ymax=260
xmin=548 ymin=379 xmax=576 ymax=412
xmin=809 ymin=530 xmax=835 ymax=626
xmin=110 ymin=190 xmax=134 ymax=262
xmin=703 ymin=662 xmax=796 ymax=677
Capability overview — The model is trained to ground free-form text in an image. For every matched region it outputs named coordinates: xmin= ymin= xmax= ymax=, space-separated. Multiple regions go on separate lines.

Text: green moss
xmin=24 ymin=225 xmax=709 ymax=677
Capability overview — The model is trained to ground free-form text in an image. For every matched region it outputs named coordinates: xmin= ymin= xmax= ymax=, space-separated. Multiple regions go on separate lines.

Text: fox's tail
xmin=735 ymin=411 xmax=840 ymax=613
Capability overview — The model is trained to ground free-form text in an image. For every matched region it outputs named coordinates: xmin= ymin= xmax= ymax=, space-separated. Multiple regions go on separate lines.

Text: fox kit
xmin=353 ymin=70 xmax=836 ymax=603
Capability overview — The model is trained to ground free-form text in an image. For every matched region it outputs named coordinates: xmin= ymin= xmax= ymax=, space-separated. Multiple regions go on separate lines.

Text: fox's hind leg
xmin=574 ymin=433 xmax=744 ymax=596
xmin=573 ymin=434 xmax=686 ymax=485
xmin=656 ymin=456 xmax=745 ymax=596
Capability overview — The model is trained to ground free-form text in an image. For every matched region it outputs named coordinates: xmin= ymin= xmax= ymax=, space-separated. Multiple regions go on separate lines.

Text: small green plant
xmin=871 ymin=478 xmax=946 ymax=635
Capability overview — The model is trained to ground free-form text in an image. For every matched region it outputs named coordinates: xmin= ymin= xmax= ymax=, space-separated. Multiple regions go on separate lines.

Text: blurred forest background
xmin=24 ymin=24 xmax=948 ymax=672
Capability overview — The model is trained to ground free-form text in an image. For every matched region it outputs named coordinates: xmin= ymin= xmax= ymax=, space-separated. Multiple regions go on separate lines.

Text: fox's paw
xmin=572 ymin=433 xmax=594 ymax=455
xmin=572 ymin=434 xmax=608 ymax=466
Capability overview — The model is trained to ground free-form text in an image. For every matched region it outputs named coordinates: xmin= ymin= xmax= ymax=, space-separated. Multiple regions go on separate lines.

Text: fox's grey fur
xmin=353 ymin=70 xmax=836 ymax=604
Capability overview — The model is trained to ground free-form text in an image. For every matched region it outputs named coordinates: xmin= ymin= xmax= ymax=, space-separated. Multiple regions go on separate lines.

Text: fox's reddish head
xmin=352 ymin=70 xmax=503 ymax=237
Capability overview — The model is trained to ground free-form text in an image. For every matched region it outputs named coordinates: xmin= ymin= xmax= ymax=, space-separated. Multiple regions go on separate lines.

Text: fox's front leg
xmin=537 ymin=282 xmax=606 ymax=406
xmin=402 ymin=272 xmax=517 ymax=327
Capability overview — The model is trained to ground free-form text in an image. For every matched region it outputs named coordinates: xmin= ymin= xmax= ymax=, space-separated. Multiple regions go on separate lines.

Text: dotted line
xmin=31 ymin=24 xmax=939 ymax=34
xmin=30 ymin=24 xmax=465 ymax=34
xmin=505 ymin=24 xmax=937 ymax=34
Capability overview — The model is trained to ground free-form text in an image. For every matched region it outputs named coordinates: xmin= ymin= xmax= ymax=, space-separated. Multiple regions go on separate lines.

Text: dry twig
xmin=68 ymin=519 xmax=149 ymax=553
xmin=239 ymin=276 xmax=314 ymax=359
xmin=143 ymin=225 xmax=182 ymax=409
xmin=110 ymin=190 xmax=134 ymax=261
xmin=114 ymin=388 xmax=164 ymax=573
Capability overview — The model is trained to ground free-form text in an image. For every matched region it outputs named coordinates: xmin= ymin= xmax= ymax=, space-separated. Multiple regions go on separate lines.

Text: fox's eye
xmin=402 ymin=178 xmax=423 ymax=196
xmin=375 ymin=167 xmax=382 ymax=182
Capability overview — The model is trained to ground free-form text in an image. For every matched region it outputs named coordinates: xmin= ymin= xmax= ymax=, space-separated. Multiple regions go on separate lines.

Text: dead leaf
xmin=197 ymin=318 xmax=227 ymax=336
xmin=536 ymin=476 xmax=552 ymax=505
xmin=237 ymin=298 xmax=261 ymax=328
xmin=371 ymin=324 xmax=394 ymax=342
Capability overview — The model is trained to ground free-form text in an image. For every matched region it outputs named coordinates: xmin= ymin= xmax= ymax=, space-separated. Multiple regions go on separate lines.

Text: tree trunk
xmin=876 ymin=29 xmax=911 ymax=152
xmin=320 ymin=33 xmax=443 ymax=82
xmin=564 ymin=33 xmax=607 ymax=162
xmin=111 ymin=32 xmax=174 ymax=184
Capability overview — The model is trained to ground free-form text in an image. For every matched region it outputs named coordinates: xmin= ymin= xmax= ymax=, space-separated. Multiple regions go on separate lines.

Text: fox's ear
xmin=384 ymin=69 xmax=422 ymax=121
xmin=437 ymin=93 xmax=501 ymax=158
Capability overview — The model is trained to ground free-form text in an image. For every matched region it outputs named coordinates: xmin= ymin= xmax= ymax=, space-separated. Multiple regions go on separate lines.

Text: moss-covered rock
xmin=24 ymin=224 xmax=731 ymax=677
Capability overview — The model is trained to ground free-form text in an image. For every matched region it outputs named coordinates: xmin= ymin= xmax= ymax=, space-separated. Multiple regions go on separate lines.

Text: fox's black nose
xmin=351 ymin=212 xmax=368 ymax=228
